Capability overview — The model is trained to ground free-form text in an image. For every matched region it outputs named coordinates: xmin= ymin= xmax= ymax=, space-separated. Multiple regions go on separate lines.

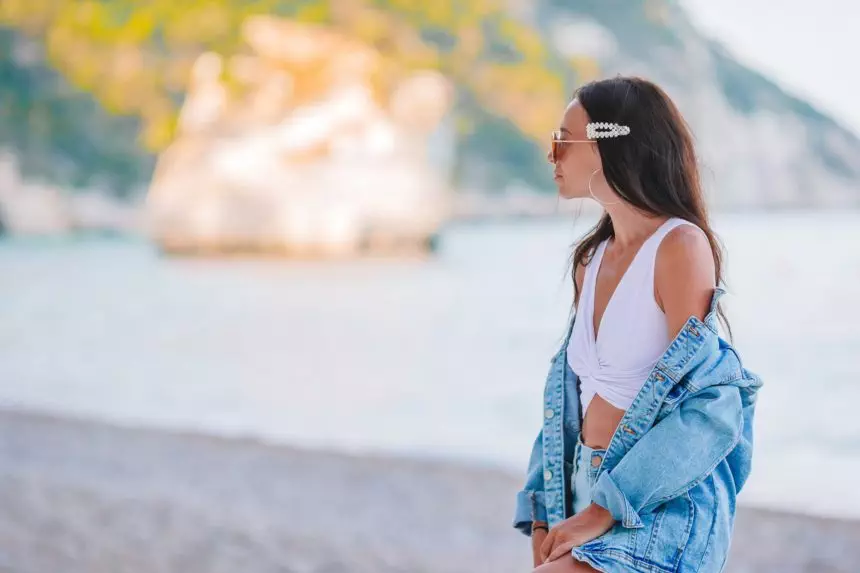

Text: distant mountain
xmin=526 ymin=0 xmax=860 ymax=208
xmin=1 ymin=0 xmax=857 ymax=212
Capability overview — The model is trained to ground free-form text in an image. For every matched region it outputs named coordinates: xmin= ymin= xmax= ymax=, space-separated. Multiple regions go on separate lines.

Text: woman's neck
xmin=604 ymin=203 xmax=667 ymax=249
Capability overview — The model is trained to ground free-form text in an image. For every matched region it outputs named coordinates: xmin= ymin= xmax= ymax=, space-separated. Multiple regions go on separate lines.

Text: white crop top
xmin=567 ymin=217 xmax=697 ymax=415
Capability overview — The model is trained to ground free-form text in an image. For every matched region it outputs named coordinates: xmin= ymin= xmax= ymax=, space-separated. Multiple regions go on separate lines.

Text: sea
xmin=1 ymin=211 xmax=858 ymax=520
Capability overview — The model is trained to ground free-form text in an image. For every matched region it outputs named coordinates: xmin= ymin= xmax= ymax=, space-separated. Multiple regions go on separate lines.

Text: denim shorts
xmin=571 ymin=436 xmax=607 ymax=514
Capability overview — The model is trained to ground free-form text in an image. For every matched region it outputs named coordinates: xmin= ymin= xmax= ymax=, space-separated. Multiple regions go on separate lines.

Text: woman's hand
xmin=531 ymin=527 xmax=549 ymax=567
xmin=539 ymin=503 xmax=616 ymax=563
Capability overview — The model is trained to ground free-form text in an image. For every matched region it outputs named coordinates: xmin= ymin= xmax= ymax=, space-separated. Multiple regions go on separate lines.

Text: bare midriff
xmin=581 ymin=394 xmax=626 ymax=450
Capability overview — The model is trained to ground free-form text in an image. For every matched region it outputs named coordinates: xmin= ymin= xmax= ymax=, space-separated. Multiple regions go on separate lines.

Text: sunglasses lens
xmin=550 ymin=132 xmax=561 ymax=163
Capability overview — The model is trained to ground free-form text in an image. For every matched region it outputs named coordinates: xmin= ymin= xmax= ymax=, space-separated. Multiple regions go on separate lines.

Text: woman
xmin=512 ymin=76 xmax=762 ymax=572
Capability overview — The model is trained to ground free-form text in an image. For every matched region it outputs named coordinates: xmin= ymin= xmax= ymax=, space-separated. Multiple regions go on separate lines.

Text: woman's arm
xmin=654 ymin=224 xmax=715 ymax=335
xmin=589 ymin=384 xmax=743 ymax=528
xmin=513 ymin=429 xmax=549 ymax=535
xmin=514 ymin=260 xmax=584 ymax=536
xmin=589 ymin=224 xmax=737 ymax=528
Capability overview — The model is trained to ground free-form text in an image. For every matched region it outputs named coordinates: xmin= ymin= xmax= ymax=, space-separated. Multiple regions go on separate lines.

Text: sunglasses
xmin=550 ymin=130 xmax=595 ymax=163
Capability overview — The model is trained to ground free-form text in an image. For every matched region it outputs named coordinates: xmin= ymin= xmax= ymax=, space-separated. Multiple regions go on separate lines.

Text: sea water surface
xmin=1 ymin=211 xmax=858 ymax=520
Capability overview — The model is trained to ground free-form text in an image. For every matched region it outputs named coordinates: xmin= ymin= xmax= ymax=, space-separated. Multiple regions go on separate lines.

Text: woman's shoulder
xmin=654 ymin=222 xmax=715 ymax=337
xmin=572 ymin=240 xmax=602 ymax=306
xmin=657 ymin=221 xmax=711 ymax=267
xmin=573 ymin=259 xmax=586 ymax=306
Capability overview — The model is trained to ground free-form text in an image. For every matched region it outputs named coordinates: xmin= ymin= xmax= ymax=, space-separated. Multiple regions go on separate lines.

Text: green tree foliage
xmin=0 ymin=28 xmax=152 ymax=195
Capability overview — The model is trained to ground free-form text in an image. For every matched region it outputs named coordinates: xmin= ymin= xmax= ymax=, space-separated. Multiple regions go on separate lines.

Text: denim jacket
xmin=513 ymin=288 xmax=762 ymax=573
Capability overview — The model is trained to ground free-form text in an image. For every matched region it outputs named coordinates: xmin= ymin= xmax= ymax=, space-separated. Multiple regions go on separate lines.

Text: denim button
xmin=544 ymin=408 xmax=555 ymax=419
xmin=591 ymin=454 xmax=602 ymax=467
xmin=544 ymin=470 xmax=553 ymax=481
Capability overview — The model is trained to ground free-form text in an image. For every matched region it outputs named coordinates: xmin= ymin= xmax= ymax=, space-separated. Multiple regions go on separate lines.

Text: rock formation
xmin=146 ymin=17 xmax=455 ymax=256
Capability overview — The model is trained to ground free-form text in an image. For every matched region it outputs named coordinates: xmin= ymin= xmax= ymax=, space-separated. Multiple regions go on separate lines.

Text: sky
xmin=681 ymin=0 xmax=860 ymax=135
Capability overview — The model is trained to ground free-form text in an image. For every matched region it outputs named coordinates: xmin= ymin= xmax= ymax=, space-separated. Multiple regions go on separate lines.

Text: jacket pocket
xmin=631 ymin=492 xmax=694 ymax=572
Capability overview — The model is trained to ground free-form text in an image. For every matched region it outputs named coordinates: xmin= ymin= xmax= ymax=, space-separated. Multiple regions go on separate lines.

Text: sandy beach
xmin=0 ymin=409 xmax=857 ymax=573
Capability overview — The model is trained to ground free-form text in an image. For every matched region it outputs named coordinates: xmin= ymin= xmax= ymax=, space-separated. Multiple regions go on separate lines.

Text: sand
xmin=0 ymin=410 xmax=857 ymax=573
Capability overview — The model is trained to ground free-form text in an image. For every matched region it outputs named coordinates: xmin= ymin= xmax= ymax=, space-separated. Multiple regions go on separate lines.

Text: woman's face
xmin=550 ymin=99 xmax=603 ymax=200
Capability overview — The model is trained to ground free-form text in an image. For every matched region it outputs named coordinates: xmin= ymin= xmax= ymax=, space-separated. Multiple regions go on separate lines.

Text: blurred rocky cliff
xmin=146 ymin=17 xmax=453 ymax=255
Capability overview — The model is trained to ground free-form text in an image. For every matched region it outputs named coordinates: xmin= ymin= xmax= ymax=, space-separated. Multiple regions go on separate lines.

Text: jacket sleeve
xmin=512 ymin=428 xmax=548 ymax=536
xmin=590 ymin=384 xmax=743 ymax=528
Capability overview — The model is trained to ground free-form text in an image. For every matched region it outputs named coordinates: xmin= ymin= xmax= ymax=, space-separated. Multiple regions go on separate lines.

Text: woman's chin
xmin=557 ymin=186 xmax=583 ymax=200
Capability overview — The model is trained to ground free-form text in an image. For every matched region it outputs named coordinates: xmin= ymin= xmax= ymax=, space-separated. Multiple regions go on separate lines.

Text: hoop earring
xmin=588 ymin=168 xmax=620 ymax=206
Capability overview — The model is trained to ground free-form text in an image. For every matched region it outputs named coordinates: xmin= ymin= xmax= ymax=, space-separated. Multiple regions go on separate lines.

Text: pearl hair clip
xmin=586 ymin=122 xmax=631 ymax=139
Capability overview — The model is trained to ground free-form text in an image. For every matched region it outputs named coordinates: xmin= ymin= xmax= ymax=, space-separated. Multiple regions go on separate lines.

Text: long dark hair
xmin=570 ymin=76 xmax=730 ymax=335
